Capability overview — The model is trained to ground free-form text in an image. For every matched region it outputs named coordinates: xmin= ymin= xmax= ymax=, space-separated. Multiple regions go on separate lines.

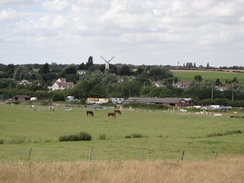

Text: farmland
xmin=1 ymin=104 xmax=244 ymax=182
xmin=172 ymin=70 xmax=244 ymax=83
xmin=0 ymin=104 xmax=244 ymax=161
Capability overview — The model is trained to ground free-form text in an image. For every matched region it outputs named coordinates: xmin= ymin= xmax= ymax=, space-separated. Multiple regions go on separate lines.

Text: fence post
xmin=141 ymin=148 xmax=144 ymax=160
xmin=28 ymin=147 xmax=32 ymax=161
xmin=89 ymin=147 xmax=93 ymax=161
xmin=181 ymin=150 xmax=185 ymax=161
xmin=215 ymin=151 xmax=218 ymax=159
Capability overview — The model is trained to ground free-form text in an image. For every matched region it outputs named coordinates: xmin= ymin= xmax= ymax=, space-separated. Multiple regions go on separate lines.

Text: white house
xmin=174 ymin=81 xmax=190 ymax=88
xmin=51 ymin=78 xmax=74 ymax=91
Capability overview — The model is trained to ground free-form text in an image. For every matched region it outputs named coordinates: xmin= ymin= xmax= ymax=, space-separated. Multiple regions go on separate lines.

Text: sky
xmin=0 ymin=0 xmax=244 ymax=67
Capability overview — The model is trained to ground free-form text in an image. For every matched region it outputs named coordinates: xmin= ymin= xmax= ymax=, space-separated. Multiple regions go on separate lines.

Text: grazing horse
xmin=87 ymin=111 xmax=94 ymax=117
xmin=30 ymin=105 xmax=36 ymax=110
xmin=108 ymin=112 xmax=116 ymax=118
xmin=114 ymin=110 xmax=121 ymax=115
xmin=49 ymin=106 xmax=54 ymax=111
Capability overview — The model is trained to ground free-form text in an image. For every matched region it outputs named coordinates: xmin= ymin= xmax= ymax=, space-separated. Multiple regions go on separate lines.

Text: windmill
xmin=101 ymin=56 xmax=115 ymax=74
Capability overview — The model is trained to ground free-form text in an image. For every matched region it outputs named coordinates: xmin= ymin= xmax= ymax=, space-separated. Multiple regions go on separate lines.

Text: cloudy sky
xmin=0 ymin=0 xmax=244 ymax=67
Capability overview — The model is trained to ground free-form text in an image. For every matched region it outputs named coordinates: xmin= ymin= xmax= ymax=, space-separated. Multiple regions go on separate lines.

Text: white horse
xmin=49 ymin=106 xmax=54 ymax=111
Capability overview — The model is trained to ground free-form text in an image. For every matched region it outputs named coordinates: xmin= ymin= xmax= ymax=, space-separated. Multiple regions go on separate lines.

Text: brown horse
xmin=87 ymin=111 xmax=94 ymax=117
xmin=108 ymin=112 xmax=116 ymax=118
xmin=114 ymin=109 xmax=121 ymax=115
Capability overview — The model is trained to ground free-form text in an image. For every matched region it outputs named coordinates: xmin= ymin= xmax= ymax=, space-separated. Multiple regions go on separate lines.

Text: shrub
xmin=99 ymin=134 xmax=106 ymax=140
xmin=59 ymin=132 xmax=92 ymax=141
xmin=207 ymin=130 xmax=242 ymax=137
xmin=0 ymin=139 xmax=4 ymax=144
xmin=125 ymin=133 xmax=144 ymax=138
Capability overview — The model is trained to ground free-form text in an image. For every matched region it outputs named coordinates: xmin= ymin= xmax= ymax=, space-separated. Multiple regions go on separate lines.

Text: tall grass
xmin=0 ymin=157 xmax=243 ymax=183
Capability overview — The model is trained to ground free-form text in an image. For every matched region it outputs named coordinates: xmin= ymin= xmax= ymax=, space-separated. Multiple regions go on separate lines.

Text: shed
xmin=14 ymin=95 xmax=31 ymax=101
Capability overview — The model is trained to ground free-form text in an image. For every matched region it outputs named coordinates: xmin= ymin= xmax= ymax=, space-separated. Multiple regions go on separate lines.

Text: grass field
xmin=1 ymin=157 xmax=244 ymax=183
xmin=171 ymin=70 xmax=244 ymax=83
xmin=0 ymin=104 xmax=244 ymax=162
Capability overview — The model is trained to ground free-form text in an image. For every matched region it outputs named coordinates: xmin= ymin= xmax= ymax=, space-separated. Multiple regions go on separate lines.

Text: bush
xmin=207 ymin=130 xmax=242 ymax=137
xmin=0 ymin=139 xmax=4 ymax=144
xmin=99 ymin=134 xmax=106 ymax=140
xmin=125 ymin=133 xmax=144 ymax=138
xmin=59 ymin=132 xmax=92 ymax=141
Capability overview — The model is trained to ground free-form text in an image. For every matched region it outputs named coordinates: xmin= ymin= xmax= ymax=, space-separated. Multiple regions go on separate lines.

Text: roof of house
xmin=57 ymin=78 xmax=66 ymax=82
xmin=56 ymin=82 xmax=74 ymax=87
xmin=15 ymin=95 xmax=31 ymax=98
xmin=176 ymin=81 xmax=190 ymax=85
xmin=152 ymin=81 xmax=165 ymax=87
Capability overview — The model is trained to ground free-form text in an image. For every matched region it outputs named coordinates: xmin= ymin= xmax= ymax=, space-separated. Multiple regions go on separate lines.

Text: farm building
xmin=14 ymin=95 xmax=31 ymax=101
xmin=124 ymin=97 xmax=194 ymax=107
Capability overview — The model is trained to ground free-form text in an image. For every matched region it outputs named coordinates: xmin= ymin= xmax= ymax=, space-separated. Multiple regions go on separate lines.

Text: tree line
xmin=0 ymin=57 xmax=244 ymax=107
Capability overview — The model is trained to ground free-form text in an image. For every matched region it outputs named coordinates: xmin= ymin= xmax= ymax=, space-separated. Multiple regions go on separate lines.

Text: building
xmin=124 ymin=97 xmax=194 ymax=107
xmin=174 ymin=81 xmax=190 ymax=88
xmin=152 ymin=81 xmax=165 ymax=87
xmin=77 ymin=70 xmax=87 ymax=75
xmin=14 ymin=95 xmax=31 ymax=101
xmin=51 ymin=78 xmax=74 ymax=91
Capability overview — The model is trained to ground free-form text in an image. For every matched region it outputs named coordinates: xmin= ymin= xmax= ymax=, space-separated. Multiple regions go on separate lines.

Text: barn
xmin=124 ymin=97 xmax=194 ymax=107
xmin=14 ymin=95 xmax=31 ymax=101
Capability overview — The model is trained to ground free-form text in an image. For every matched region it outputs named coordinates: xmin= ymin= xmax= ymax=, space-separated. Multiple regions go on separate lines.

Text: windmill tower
xmin=101 ymin=56 xmax=115 ymax=74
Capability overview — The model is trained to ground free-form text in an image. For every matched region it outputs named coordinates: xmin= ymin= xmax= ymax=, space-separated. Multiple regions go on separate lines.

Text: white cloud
xmin=0 ymin=0 xmax=244 ymax=66
xmin=0 ymin=9 xmax=17 ymax=21
xmin=41 ymin=0 xmax=70 ymax=11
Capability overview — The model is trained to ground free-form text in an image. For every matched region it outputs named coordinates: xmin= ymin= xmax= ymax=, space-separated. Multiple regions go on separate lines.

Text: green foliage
xmin=194 ymin=75 xmax=203 ymax=82
xmin=125 ymin=133 xmax=144 ymax=138
xmin=119 ymin=65 xmax=131 ymax=76
xmin=13 ymin=66 xmax=29 ymax=81
xmin=0 ymin=139 xmax=4 ymax=144
xmin=38 ymin=63 xmax=50 ymax=74
xmin=207 ymin=130 xmax=242 ymax=137
xmin=99 ymin=134 xmax=106 ymax=140
xmin=53 ymin=92 xmax=66 ymax=101
xmin=59 ymin=132 xmax=92 ymax=141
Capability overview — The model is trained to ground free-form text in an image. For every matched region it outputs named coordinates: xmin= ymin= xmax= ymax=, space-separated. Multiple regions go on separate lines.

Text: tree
xmin=102 ymin=73 xmax=118 ymax=84
xmin=119 ymin=65 xmax=131 ymax=76
xmin=13 ymin=66 xmax=29 ymax=81
xmin=53 ymin=92 xmax=66 ymax=101
xmin=78 ymin=63 xmax=86 ymax=70
xmin=39 ymin=63 xmax=50 ymax=74
xmin=194 ymin=75 xmax=203 ymax=82
xmin=215 ymin=78 xmax=222 ymax=86
xmin=7 ymin=64 xmax=15 ymax=77
xmin=86 ymin=56 xmax=94 ymax=69
xmin=118 ymin=81 xmax=142 ymax=97
xmin=89 ymin=83 xmax=107 ymax=98
xmin=65 ymin=66 xmax=77 ymax=74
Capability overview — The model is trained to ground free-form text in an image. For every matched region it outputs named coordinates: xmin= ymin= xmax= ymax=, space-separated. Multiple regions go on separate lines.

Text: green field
xmin=172 ymin=70 xmax=244 ymax=83
xmin=0 ymin=104 xmax=244 ymax=162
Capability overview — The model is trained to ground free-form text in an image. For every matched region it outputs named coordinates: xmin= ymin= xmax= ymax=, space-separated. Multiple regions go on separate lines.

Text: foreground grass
xmin=0 ymin=104 xmax=244 ymax=161
xmin=1 ymin=157 xmax=244 ymax=183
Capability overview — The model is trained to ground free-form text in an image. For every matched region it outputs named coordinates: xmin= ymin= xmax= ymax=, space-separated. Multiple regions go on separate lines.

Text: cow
xmin=49 ymin=106 xmax=54 ymax=111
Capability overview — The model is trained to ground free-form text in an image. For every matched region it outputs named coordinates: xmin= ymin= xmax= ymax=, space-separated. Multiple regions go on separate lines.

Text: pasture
xmin=0 ymin=104 xmax=244 ymax=161
xmin=171 ymin=70 xmax=244 ymax=83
